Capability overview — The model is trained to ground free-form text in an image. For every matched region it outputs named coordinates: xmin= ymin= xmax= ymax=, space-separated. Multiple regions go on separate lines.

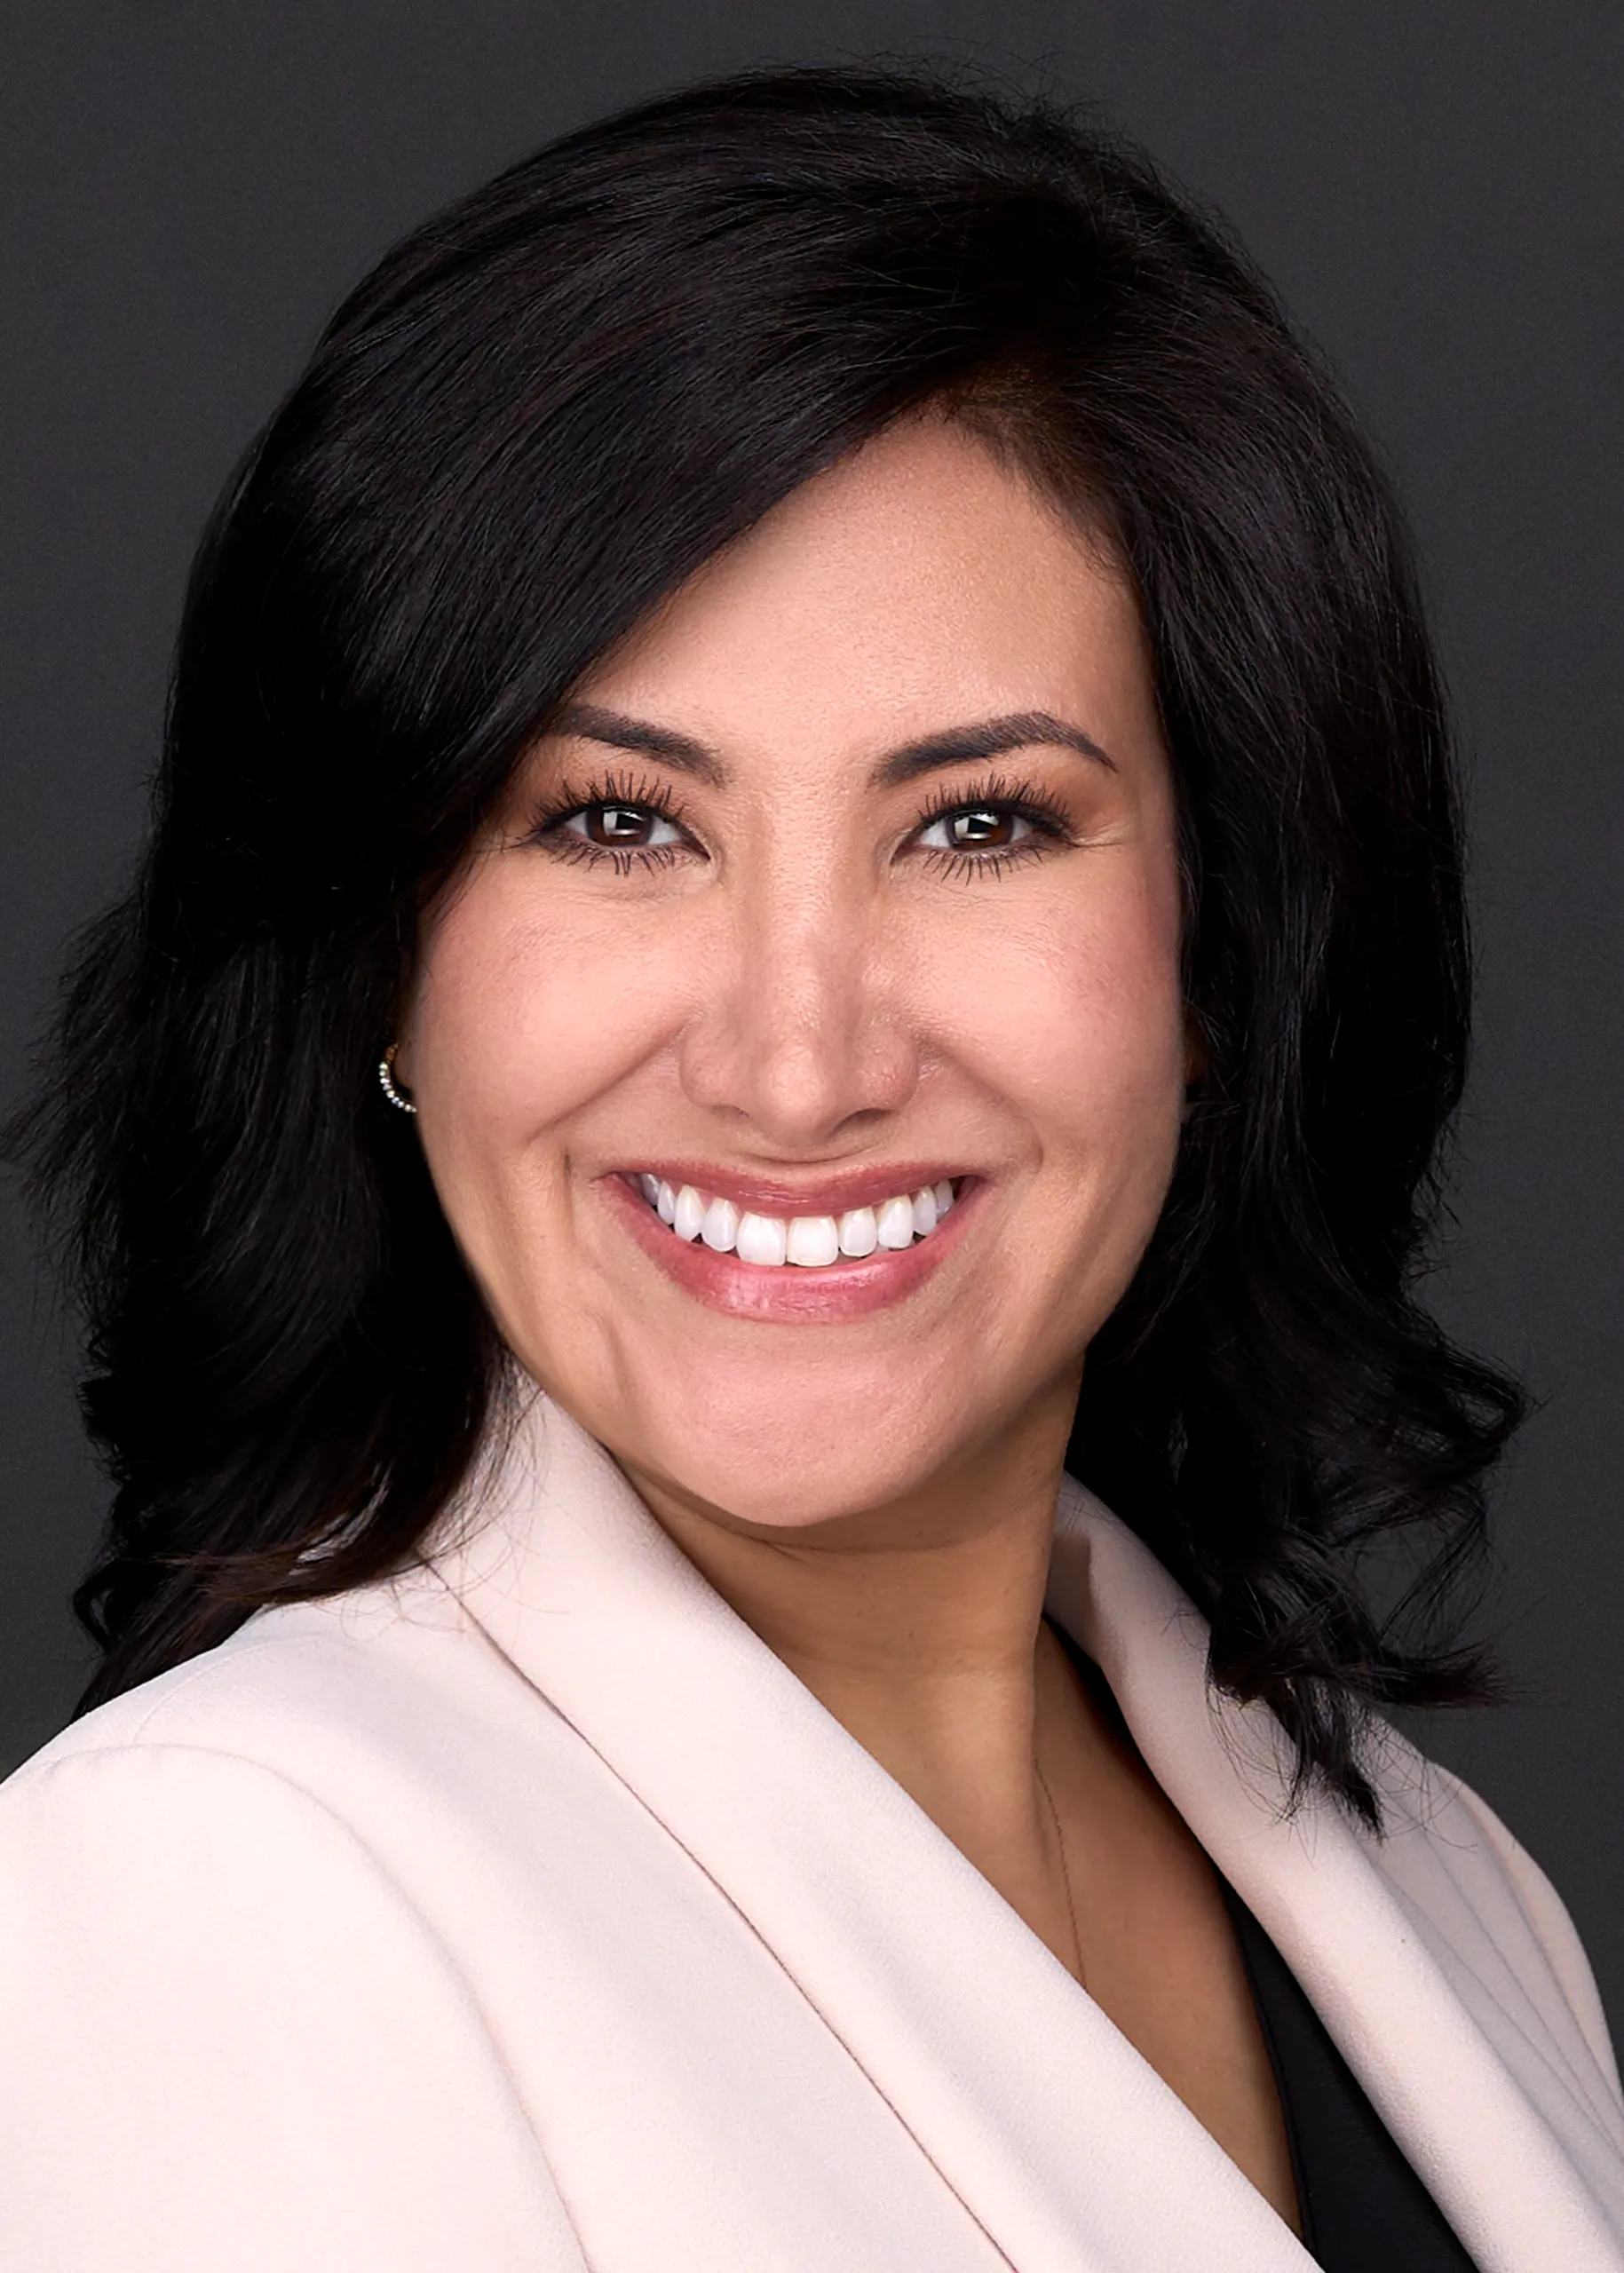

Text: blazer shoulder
xmin=4 ymin=1564 xmax=542 ymax=1794
xmin=0 ymin=1738 xmax=588 ymax=2270
xmin=1368 ymin=1726 xmax=1622 ymax=2112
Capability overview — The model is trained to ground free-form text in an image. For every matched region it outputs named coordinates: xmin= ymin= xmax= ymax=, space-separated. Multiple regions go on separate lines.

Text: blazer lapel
xmin=1047 ymin=1477 xmax=1624 ymax=2273
xmin=430 ymin=1390 xmax=1311 ymax=2273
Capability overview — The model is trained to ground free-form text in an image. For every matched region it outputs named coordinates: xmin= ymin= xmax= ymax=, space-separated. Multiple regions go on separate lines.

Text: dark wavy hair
xmin=9 ymin=63 xmax=1523 ymax=1822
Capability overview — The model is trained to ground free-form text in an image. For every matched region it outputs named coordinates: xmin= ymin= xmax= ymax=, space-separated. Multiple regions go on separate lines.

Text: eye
xmin=915 ymin=804 xmax=1037 ymax=853
xmin=560 ymin=802 xmax=685 ymax=851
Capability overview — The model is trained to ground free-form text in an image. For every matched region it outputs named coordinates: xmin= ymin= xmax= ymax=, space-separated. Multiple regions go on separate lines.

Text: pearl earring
xmin=378 ymin=1042 xmax=417 ymax=1115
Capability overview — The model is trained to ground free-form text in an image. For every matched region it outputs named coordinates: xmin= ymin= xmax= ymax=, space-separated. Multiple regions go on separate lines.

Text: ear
xmin=389 ymin=975 xmax=424 ymax=1095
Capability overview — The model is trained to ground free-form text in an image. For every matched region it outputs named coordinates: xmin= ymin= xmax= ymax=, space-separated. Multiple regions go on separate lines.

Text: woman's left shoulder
xmin=1365 ymin=1723 xmax=1620 ymax=2103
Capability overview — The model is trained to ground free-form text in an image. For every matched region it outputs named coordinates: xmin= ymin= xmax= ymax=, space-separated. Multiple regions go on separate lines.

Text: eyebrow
xmin=543 ymin=700 xmax=1118 ymax=788
xmin=868 ymin=709 xmax=1118 ymax=786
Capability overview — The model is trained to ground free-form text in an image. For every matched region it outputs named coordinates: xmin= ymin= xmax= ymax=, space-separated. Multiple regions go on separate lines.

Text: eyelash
xmin=912 ymin=773 xmax=1075 ymax=882
xmin=524 ymin=770 xmax=693 ymax=875
xmin=523 ymin=768 xmax=1076 ymax=880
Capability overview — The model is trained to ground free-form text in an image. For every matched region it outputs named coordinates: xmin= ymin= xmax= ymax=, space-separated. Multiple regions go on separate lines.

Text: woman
xmin=1 ymin=63 xmax=1619 ymax=2272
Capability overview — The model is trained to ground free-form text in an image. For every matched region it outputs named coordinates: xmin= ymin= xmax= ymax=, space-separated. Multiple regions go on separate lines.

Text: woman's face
xmin=400 ymin=415 xmax=1188 ymax=1531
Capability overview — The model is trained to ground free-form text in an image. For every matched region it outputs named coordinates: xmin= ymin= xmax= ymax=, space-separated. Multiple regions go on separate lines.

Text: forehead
xmin=568 ymin=415 xmax=1157 ymax=769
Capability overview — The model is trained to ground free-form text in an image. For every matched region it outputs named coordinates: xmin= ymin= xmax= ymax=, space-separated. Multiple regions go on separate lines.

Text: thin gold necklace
xmin=1035 ymin=1762 xmax=1086 ymax=1991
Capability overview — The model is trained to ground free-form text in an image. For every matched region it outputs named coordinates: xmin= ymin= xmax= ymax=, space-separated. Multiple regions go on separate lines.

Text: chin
xmin=600 ymin=1369 xmax=970 ymax=1534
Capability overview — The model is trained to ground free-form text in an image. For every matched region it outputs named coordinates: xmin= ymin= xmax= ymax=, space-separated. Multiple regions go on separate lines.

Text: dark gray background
xmin=3 ymin=1 xmax=1620 ymax=2027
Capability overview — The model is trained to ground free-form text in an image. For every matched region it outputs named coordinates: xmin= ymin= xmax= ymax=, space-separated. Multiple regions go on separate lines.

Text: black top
xmin=1221 ymin=1878 xmax=1478 ymax=2269
xmin=1049 ymin=1623 xmax=1478 ymax=2269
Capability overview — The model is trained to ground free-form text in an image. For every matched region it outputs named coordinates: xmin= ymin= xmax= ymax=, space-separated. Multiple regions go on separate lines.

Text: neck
xmin=619 ymin=1383 xmax=1089 ymax=1942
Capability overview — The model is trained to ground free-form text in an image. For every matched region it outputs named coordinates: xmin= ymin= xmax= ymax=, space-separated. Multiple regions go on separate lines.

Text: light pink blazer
xmin=2 ymin=1389 xmax=1620 ymax=2271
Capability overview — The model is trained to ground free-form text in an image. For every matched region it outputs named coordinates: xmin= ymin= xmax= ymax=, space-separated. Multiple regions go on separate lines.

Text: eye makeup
xmin=521 ymin=765 xmax=1081 ymax=882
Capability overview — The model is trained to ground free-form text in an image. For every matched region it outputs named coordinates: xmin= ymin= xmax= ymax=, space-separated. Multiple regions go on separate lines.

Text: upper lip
xmin=607 ymin=1162 xmax=975 ymax=1216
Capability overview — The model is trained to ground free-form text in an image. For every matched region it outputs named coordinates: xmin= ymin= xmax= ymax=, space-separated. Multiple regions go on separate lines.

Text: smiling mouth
xmin=626 ymin=1173 xmax=960 ymax=1270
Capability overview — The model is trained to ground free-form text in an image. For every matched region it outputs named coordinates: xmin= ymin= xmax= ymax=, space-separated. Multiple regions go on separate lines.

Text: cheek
xmin=403 ymin=874 xmax=677 ymax=1177
xmin=930 ymin=862 xmax=1187 ymax=1167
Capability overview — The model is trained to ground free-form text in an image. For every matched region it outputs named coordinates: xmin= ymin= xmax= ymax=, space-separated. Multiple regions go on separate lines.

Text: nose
xmin=677 ymin=871 xmax=919 ymax=1152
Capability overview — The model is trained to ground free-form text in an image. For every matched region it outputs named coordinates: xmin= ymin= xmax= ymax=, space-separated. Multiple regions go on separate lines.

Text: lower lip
xmin=598 ymin=1173 xmax=985 ymax=1323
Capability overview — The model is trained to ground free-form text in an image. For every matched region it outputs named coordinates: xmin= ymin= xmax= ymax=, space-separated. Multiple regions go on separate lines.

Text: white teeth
xmin=875 ymin=1195 xmax=915 ymax=1250
xmin=638 ymin=1173 xmax=963 ymax=1268
xmin=785 ymin=1215 xmax=839 ymax=1267
xmin=701 ymin=1195 xmax=740 ymax=1252
xmin=735 ymin=1211 xmax=787 ymax=1266
xmin=837 ymin=1207 xmax=878 ymax=1257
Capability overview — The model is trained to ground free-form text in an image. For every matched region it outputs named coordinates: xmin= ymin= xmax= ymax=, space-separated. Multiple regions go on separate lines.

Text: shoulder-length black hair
xmin=11 ymin=63 xmax=1522 ymax=1821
